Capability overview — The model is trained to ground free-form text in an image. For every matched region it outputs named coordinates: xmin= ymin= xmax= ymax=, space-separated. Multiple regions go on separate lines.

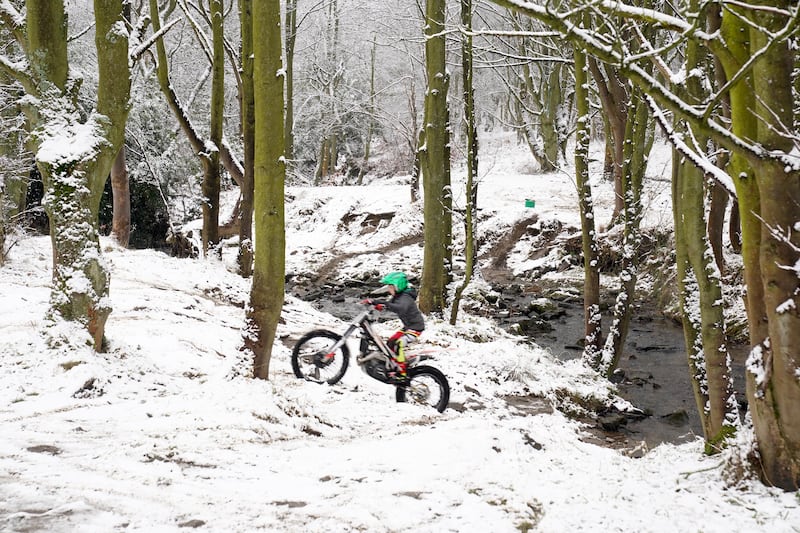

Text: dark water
xmin=532 ymin=300 xmax=749 ymax=449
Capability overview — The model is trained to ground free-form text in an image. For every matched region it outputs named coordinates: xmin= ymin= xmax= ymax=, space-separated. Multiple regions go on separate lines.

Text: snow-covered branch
xmin=488 ymin=0 xmax=773 ymax=163
xmin=0 ymin=55 xmax=33 ymax=93
xmin=132 ymin=17 xmax=180 ymax=63
xmin=647 ymin=94 xmax=737 ymax=198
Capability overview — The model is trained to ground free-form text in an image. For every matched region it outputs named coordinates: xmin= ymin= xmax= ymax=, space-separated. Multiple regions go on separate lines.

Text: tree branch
xmin=0 ymin=0 xmax=26 ymax=52
xmin=0 ymin=56 xmax=34 ymax=93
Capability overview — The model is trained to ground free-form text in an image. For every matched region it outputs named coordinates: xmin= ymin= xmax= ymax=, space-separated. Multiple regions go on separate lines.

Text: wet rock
xmin=503 ymin=394 xmax=553 ymax=416
xmin=598 ymin=413 xmax=628 ymax=431
xmin=660 ymin=410 xmax=690 ymax=427
xmin=515 ymin=318 xmax=554 ymax=335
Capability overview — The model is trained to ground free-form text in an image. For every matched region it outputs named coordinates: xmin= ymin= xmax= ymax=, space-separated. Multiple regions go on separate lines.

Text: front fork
xmin=323 ymin=324 xmax=357 ymax=360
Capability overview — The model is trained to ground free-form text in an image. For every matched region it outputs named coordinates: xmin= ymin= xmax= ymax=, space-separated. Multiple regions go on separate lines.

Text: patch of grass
xmin=60 ymin=360 xmax=83 ymax=371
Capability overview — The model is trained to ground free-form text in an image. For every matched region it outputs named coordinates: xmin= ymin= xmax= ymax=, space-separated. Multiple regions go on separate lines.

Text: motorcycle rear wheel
xmin=291 ymin=329 xmax=350 ymax=384
xmin=395 ymin=365 xmax=449 ymax=412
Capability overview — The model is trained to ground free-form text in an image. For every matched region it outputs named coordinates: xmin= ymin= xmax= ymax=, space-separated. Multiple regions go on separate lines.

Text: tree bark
xmin=21 ymin=0 xmax=131 ymax=349
xmin=418 ymin=0 xmax=452 ymax=314
xmin=110 ymin=145 xmax=131 ymax=248
xmin=245 ymin=0 xmax=286 ymax=380
xmin=574 ymin=38 xmax=602 ymax=364
xmin=744 ymin=0 xmax=800 ymax=489
xmin=202 ymin=0 xmax=224 ymax=256
xmin=450 ymin=0 xmax=477 ymax=326
xmin=237 ymin=0 xmax=254 ymax=277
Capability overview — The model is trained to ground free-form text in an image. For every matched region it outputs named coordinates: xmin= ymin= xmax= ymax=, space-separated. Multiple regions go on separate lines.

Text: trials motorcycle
xmin=291 ymin=302 xmax=450 ymax=412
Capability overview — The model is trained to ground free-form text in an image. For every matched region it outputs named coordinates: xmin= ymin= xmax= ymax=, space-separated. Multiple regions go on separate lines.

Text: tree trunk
xmin=588 ymin=59 xmax=627 ymax=227
xmin=201 ymin=0 xmax=224 ymax=256
xmin=744 ymin=0 xmax=800 ymax=489
xmin=705 ymin=5 xmax=730 ymax=275
xmin=574 ymin=39 xmax=602 ymax=364
xmin=110 ymin=145 xmax=131 ymax=248
xmin=238 ymin=0 xmax=254 ymax=277
xmin=149 ymin=0 xmax=244 ymax=187
xmin=418 ymin=0 xmax=452 ymax=314
xmin=598 ymin=85 xmax=652 ymax=376
xmin=676 ymin=152 xmax=739 ymax=451
xmin=284 ymin=0 xmax=297 ymax=170
xmin=23 ymin=0 xmax=131 ymax=349
xmin=245 ymin=0 xmax=286 ymax=380
xmin=357 ymin=37 xmax=376 ymax=186
xmin=676 ymin=8 xmax=739 ymax=452
xmin=718 ymin=2 xmax=766 ymax=346
xmin=450 ymin=0 xmax=477 ymax=326
xmin=408 ymin=78 xmax=420 ymax=203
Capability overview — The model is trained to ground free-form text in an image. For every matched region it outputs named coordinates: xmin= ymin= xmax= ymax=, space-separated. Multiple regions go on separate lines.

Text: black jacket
xmin=375 ymin=289 xmax=425 ymax=332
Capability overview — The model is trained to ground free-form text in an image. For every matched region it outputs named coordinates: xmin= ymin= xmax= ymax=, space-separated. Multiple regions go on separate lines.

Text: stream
xmin=529 ymin=298 xmax=749 ymax=449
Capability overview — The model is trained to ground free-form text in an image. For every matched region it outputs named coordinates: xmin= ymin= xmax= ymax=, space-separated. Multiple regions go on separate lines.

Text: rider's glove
xmin=374 ymin=303 xmax=385 ymax=311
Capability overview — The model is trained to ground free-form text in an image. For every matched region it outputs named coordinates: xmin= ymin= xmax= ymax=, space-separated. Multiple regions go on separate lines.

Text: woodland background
xmin=2 ymin=0 xmax=800 ymax=496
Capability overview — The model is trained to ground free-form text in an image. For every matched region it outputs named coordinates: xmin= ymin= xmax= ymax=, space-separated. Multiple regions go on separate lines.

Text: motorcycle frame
xmin=323 ymin=306 xmax=431 ymax=369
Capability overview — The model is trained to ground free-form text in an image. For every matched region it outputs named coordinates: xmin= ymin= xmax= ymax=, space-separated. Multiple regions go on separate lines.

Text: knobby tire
xmin=291 ymin=329 xmax=350 ymax=385
xmin=395 ymin=365 xmax=449 ymax=412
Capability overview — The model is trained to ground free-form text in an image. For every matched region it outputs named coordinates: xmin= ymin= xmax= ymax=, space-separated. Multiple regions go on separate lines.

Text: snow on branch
xmin=0 ymin=0 xmax=26 ymax=53
xmin=132 ymin=17 xmax=180 ymax=63
xmin=647 ymin=94 xmax=737 ymax=198
xmin=0 ymin=55 xmax=33 ymax=93
xmin=0 ymin=0 xmax=23 ymax=31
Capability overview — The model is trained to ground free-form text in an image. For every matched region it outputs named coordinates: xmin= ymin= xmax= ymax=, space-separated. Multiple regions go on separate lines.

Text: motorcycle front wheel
xmin=291 ymin=329 xmax=350 ymax=384
xmin=395 ymin=365 xmax=449 ymax=413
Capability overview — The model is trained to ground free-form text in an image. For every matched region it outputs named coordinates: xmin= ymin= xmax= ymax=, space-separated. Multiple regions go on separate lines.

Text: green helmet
xmin=380 ymin=271 xmax=408 ymax=292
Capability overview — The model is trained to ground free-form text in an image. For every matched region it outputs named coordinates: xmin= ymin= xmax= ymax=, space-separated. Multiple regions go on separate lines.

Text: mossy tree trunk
xmin=675 ymin=6 xmax=738 ymax=452
xmin=7 ymin=0 xmax=131 ymax=349
xmin=245 ymin=0 xmax=286 ymax=379
xmin=201 ymin=0 xmax=224 ymax=256
xmin=418 ymin=0 xmax=452 ymax=314
xmin=238 ymin=0 xmax=255 ymax=277
xmin=742 ymin=0 xmax=800 ymax=489
xmin=596 ymin=84 xmax=653 ymax=376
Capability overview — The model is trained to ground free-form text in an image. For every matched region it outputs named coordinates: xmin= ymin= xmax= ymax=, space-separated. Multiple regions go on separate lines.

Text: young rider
xmin=363 ymin=271 xmax=424 ymax=380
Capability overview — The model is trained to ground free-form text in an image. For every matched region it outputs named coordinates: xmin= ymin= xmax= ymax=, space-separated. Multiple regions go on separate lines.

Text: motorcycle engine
xmin=362 ymin=359 xmax=391 ymax=383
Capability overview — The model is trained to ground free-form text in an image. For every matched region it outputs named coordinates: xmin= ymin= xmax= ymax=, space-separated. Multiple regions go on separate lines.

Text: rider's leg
xmin=396 ymin=331 xmax=420 ymax=377
xmin=393 ymin=337 xmax=408 ymax=378
xmin=387 ymin=331 xmax=402 ymax=355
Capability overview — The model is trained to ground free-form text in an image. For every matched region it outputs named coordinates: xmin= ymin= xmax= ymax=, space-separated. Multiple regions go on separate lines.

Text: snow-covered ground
xmin=1 ymin=132 xmax=798 ymax=532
